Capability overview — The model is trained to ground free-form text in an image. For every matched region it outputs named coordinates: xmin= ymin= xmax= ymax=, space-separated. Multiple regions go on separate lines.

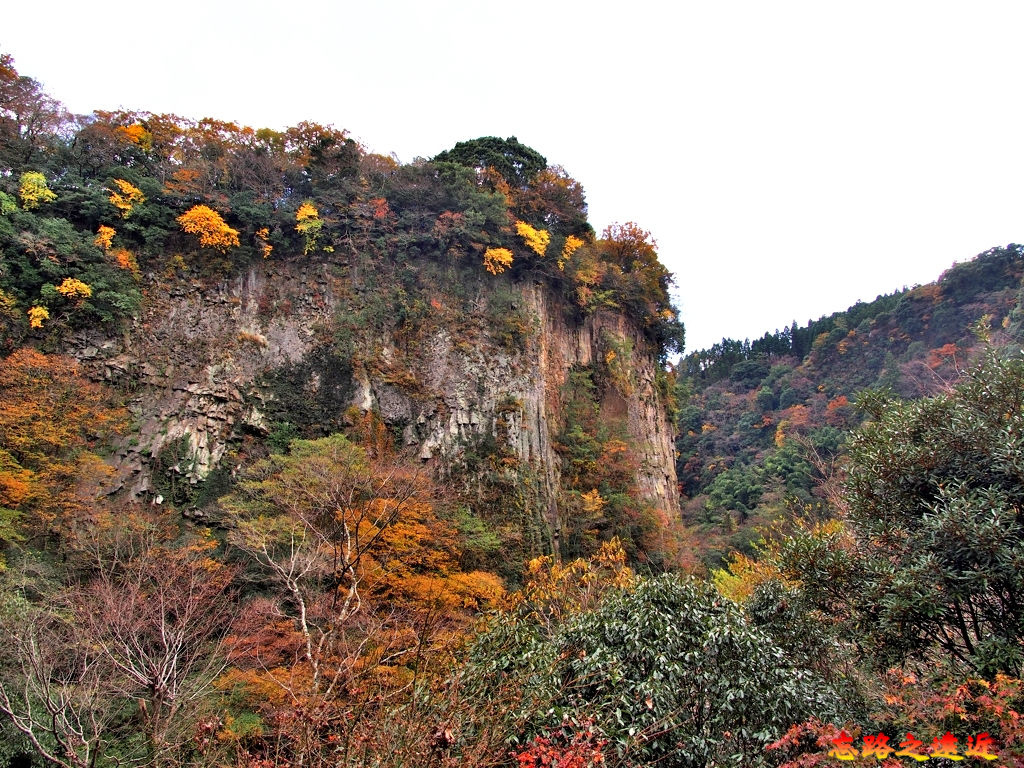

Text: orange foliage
xmin=0 ymin=349 xmax=127 ymax=544
xmin=255 ymin=227 xmax=272 ymax=259
xmin=825 ymin=395 xmax=852 ymax=428
xmin=163 ymin=167 xmax=203 ymax=196
xmin=111 ymin=248 xmax=140 ymax=278
xmin=177 ymin=204 xmax=240 ymax=252
xmin=927 ymin=343 xmax=960 ymax=370
xmin=117 ymin=123 xmax=152 ymax=149
xmin=94 ymin=224 xmax=115 ymax=251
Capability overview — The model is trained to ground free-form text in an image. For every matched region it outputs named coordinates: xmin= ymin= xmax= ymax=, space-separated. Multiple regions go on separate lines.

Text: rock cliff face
xmin=67 ymin=257 xmax=679 ymax=537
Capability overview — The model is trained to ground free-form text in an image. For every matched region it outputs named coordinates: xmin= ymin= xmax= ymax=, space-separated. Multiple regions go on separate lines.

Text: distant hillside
xmin=676 ymin=243 xmax=1024 ymax=565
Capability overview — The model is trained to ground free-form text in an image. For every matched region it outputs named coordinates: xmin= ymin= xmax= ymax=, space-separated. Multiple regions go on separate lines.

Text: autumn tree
xmin=0 ymin=348 xmax=127 ymax=557
xmin=295 ymin=200 xmax=323 ymax=254
xmin=483 ymin=247 xmax=513 ymax=275
xmin=17 ymin=171 xmax=56 ymax=209
xmin=219 ymin=434 xmax=501 ymax=764
xmin=177 ymin=204 xmax=240 ymax=252
xmin=93 ymin=224 xmax=115 ymax=250
xmin=0 ymin=53 xmax=67 ymax=166
xmin=512 ymin=165 xmax=592 ymax=237
xmin=76 ymin=536 xmax=235 ymax=762
xmin=515 ymin=220 xmax=550 ymax=257
xmin=106 ymin=178 xmax=145 ymax=217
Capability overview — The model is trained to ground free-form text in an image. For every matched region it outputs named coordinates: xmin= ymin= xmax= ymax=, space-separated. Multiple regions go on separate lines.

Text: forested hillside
xmin=676 ymin=244 xmax=1024 ymax=564
xmin=3 ymin=49 xmax=1024 ymax=768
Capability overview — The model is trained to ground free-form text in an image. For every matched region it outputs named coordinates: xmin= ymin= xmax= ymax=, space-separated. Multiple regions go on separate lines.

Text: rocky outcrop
xmin=66 ymin=258 xmax=679 ymax=524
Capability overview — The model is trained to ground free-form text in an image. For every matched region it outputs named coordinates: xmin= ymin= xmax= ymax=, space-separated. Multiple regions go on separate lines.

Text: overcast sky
xmin=4 ymin=1 xmax=1022 ymax=351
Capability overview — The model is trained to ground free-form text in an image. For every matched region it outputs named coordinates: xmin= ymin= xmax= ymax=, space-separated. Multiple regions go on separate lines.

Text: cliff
xmin=65 ymin=254 xmax=679 ymax=558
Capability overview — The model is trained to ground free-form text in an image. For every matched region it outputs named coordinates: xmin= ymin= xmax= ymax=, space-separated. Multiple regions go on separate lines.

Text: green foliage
xmin=778 ymin=349 xmax=1024 ymax=677
xmin=434 ymin=136 xmax=547 ymax=188
xmin=555 ymin=368 xmax=645 ymax=559
xmin=487 ymin=284 xmax=535 ymax=348
xmin=151 ymin=434 xmax=197 ymax=507
xmin=845 ymin=350 xmax=1024 ymax=675
xmin=466 ymin=574 xmax=836 ymax=767
xmin=704 ymin=464 xmax=764 ymax=522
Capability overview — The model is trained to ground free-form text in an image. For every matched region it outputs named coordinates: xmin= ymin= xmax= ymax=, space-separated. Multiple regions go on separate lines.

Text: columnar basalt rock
xmin=66 ymin=258 xmax=679 ymax=525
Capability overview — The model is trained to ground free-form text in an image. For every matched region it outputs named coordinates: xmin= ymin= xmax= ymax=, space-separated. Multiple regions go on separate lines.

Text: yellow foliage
xmin=55 ymin=278 xmax=92 ymax=299
xmin=559 ymin=235 xmax=584 ymax=270
xmin=296 ymin=201 xmax=318 ymax=223
xmin=515 ymin=220 xmax=550 ymax=257
xmin=18 ymin=171 xmax=56 ymax=210
xmin=295 ymin=201 xmax=322 ymax=254
xmin=255 ymin=227 xmax=272 ymax=259
xmin=774 ymin=422 xmax=787 ymax=448
xmin=712 ymin=552 xmax=784 ymax=603
xmin=511 ymin=538 xmax=634 ymax=626
xmin=27 ymin=306 xmax=48 ymax=329
xmin=177 ymin=205 xmax=240 ymax=252
xmin=107 ymin=178 xmax=145 ymax=218
xmin=94 ymin=225 xmax=116 ymax=251
xmin=580 ymin=488 xmax=607 ymax=514
xmin=483 ymin=247 xmax=513 ymax=275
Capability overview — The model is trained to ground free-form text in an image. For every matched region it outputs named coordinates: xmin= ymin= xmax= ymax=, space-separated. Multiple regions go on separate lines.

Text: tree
xmin=74 ymin=537 xmax=235 ymax=762
xmin=434 ymin=136 xmax=547 ymax=188
xmin=176 ymin=204 xmax=240 ymax=252
xmin=0 ymin=52 xmax=67 ymax=167
xmin=220 ymin=434 xmax=502 ymax=765
xmin=0 ymin=592 xmax=108 ymax=768
xmin=295 ymin=200 xmax=323 ymax=254
xmin=17 ymin=171 xmax=56 ymax=209
xmin=466 ymin=572 xmax=835 ymax=768
xmin=515 ymin=220 xmax=550 ymax=257
xmin=779 ymin=348 xmax=1024 ymax=677
xmin=0 ymin=348 xmax=127 ymax=556
xmin=0 ymin=531 xmax=235 ymax=767
xmin=482 ymin=246 xmax=513 ymax=275
xmin=106 ymin=178 xmax=145 ymax=218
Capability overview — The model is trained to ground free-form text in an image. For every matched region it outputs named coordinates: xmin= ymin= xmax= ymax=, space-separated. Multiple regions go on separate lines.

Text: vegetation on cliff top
xmin=0 ymin=52 xmax=683 ymax=361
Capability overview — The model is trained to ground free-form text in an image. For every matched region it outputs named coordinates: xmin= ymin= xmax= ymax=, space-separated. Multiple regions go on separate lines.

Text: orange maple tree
xmin=177 ymin=204 xmax=240 ymax=252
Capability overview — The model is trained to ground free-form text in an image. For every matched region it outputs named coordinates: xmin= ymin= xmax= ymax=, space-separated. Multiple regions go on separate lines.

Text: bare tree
xmin=73 ymin=540 xmax=235 ymax=764
xmin=0 ymin=536 xmax=235 ymax=768
xmin=0 ymin=596 xmax=108 ymax=768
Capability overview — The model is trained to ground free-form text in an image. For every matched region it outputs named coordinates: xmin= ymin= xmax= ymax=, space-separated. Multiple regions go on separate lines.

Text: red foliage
xmin=514 ymin=721 xmax=607 ymax=768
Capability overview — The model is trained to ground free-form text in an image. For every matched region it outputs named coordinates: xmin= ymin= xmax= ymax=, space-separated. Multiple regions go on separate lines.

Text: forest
xmin=2 ymin=49 xmax=1024 ymax=767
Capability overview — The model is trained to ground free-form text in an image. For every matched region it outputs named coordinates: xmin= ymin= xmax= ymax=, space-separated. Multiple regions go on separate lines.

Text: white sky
xmin=4 ymin=1 xmax=1022 ymax=351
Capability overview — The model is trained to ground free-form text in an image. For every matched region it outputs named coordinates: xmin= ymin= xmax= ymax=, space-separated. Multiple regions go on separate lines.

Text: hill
xmin=676 ymin=242 xmax=1024 ymax=564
